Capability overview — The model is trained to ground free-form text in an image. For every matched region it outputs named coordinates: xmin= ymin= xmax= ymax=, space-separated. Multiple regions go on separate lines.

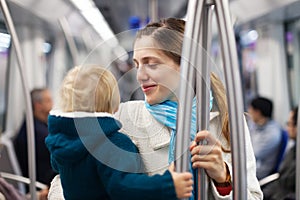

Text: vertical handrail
xmin=296 ymin=100 xmax=300 ymax=200
xmin=195 ymin=3 xmax=214 ymax=200
xmin=175 ymin=0 xmax=201 ymax=188
xmin=214 ymin=0 xmax=247 ymax=199
xmin=149 ymin=0 xmax=158 ymax=22
xmin=59 ymin=17 xmax=79 ymax=66
xmin=175 ymin=0 xmax=198 ymax=179
xmin=176 ymin=0 xmax=247 ymax=199
xmin=0 ymin=0 xmax=37 ymax=199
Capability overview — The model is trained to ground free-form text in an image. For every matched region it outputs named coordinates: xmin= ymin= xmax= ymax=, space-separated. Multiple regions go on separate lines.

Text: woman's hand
xmin=190 ymin=130 xmax=227 ymax=183
xmin=38 ymin=188 xmax=49 ymax=200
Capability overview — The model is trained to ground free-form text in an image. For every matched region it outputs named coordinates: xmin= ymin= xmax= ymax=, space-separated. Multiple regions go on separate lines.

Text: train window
xmin=237 ymin=30 xmax=259 ymax=108
xmin=286 ymin=20 xmax=300 ymax=107
xmin=0 ymin=28 xmax=10 ymax=133
xmin=211 ymin=31 xmax=259 ymax=111
xmin=43 ymin=42 xmax=52 ymax=54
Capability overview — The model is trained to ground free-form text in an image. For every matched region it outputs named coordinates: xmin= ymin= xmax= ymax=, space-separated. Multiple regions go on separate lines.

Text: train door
xmin=0 ymin=21 xmax=9 ymax=136
xmin=286 ymin=19 xmax=300 ymax=108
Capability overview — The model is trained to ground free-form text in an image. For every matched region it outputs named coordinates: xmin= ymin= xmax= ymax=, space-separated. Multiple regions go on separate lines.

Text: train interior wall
xmin=0 ymin=1 xmax=300 ymax=195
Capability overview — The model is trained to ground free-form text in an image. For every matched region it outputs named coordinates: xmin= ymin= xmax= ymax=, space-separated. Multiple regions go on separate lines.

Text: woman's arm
xmin=47 ymin=175 xmax=64 ymax=200
xmin=190 ymin=117 xmax=263 ymax=200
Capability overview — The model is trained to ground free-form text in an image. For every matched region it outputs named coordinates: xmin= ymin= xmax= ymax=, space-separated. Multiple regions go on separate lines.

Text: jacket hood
xmin=46 ymin=111 xmax=122 ymax=166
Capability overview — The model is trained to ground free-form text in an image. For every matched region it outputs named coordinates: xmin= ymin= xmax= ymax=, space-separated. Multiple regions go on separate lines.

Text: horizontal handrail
xmin=0 ymin=172 xmax=48 ymax=190
xmin=259 ymin=173 xmax=280 ymax=187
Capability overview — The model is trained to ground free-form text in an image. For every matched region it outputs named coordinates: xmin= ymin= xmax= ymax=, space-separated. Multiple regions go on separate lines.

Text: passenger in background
xmin=248 ymin=97 xmax=282 ymax=179
xmin=13 ymin=88 xmax=56 ymax=187
xmin=262 ymin=106 xmax=298 ymax=200
xmin=46 ymin=65 xmax=193 ymax=200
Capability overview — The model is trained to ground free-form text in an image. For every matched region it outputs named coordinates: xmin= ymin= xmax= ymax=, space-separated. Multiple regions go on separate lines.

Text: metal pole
xmin=59 ymin=17 xmax=79 ymax=66
xmin=214 ymin=0 xmax=247 ymax=199
xmin=176 ymin=1 xmax=209 ymax=200
xmin=149 ymin=0 xmax=158 ymax=22
xmin=296 ymin=100 xmax=300 ymax=200
xmin=175 ymin=0 xmax=198 ymax=179
xmin=195 ymin=1 xmax=207 ymax=200
xmin=0 ymin=0 xmax=37 ymax=199
xmin=195 ymin=3 xmax=214 ymax=200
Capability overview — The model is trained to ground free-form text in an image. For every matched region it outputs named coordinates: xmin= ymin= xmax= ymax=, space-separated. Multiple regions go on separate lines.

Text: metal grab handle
xmin=149 ymin=0 xmax=158 ymax=22
xmin=0 ymin=1 xmax=37 ymax=199
xmin=195 ymin=4 xmax=214 ymax=200
xmin=175 ymin=0 xmax=247 ymax=199
xmin=59 ymin=17 xmax=79 ymax=66
xmin=214 ymin=0 xmax=247 ymax=199
xmin=0 ymin=172 xmax=48 ymax=190
xmin=175 ymin=0 xmax=198 ymax=178
xmin=175 ymin=0 xmax=211 ymax=199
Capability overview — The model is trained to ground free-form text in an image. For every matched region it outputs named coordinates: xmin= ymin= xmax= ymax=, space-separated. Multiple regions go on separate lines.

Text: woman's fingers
xmin=190 ymin=130 xmax=215 ymax=151
xmin=191 ymin=145 xmax=221 ymax=159
xmin=193 ymin=130 xmax=219 ymax=146
xmin=191 ymin=130 xmax=222 ymax=159
xmin=190 ymin=141 xmax=197 ymax=151
xmin=190 ymin=130 xmax=227 ymax=182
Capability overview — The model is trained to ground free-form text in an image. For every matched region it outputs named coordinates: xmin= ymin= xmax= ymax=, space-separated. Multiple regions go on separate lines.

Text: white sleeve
xmin=48 ymin=175 xmax=65 ymax=200
xmin=243 ymin=117 xmax=263 ymax=200
xmin=211 ymin=117 xmax=263 ymax=200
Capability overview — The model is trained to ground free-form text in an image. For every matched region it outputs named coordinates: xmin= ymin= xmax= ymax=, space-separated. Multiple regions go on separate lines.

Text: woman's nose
xmin=136 ymin=66 xmax=149 ymax=82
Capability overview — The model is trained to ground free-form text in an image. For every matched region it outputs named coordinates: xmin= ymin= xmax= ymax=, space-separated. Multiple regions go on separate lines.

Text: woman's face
xmin=286 ymin=110 xmax=297 ymax=139
xmin=133 ymin=36 xmax=180 ymax=105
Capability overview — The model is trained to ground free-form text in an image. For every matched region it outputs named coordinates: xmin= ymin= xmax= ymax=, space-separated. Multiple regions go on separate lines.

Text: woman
xmin=116 ymin=18 xmax=261 ymax=199
xmin=48 ymin=18 xmax=262 ymax=199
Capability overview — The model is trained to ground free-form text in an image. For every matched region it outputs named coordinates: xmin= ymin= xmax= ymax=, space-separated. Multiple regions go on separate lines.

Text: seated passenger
xmin=45 ymin=65 xmax=193 ymax=200
xmin=14 ymin=88 xmax=56 ymax=187
xmin=262 ymin=106 xmax=298 ymax=200
xmin=248 ymin=97 xmax=282 ymax=179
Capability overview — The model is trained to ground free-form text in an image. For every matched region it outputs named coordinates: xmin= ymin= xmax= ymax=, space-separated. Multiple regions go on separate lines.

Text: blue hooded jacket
xmin=46 ymin=114 xmax=176 ymax=200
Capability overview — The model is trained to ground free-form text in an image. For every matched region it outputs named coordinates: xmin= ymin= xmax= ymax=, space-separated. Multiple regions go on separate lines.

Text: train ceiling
xmin=92 ymin=0 xmax=300 ymax=34
xmin=92 ymin=0 xmax=186 ymax=34
xmin=1 ymin=0 xmax=300 ymax=52
xmin=2 ymin=0 xmax=300 ymax=36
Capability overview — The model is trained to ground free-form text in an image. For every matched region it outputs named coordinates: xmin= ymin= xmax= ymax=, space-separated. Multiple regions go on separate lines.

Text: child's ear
xmin=112 ymin=104 xmax=119 ymax=114
xmin=111 ymin=89 xmax=120 ymax=114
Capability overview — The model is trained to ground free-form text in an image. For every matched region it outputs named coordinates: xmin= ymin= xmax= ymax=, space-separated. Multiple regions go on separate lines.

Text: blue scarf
xmin=145 ymin=91 xmax=213 ymax=163
xmin=145 ymin=99 xmax=197 ymax=163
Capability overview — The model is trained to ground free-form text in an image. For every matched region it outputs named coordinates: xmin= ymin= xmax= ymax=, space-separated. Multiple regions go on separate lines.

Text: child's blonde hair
xmin=58 ymin=65 xmax=120 ymax=113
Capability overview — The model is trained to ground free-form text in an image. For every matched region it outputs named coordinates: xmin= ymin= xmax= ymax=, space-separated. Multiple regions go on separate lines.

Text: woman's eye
xmin=144 ymin=63 xmax=158 ymax=68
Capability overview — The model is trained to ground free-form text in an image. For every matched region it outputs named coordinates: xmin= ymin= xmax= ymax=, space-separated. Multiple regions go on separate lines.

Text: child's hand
xmin=38 ymin=188 xmax=49 ymax=200
xmin=168 ymin=164 xmax=193 ymax=198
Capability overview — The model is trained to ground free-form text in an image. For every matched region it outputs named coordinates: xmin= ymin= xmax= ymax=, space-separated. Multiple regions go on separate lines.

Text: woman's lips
xmin=142 ymin=85 xmax=156 ymax=93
